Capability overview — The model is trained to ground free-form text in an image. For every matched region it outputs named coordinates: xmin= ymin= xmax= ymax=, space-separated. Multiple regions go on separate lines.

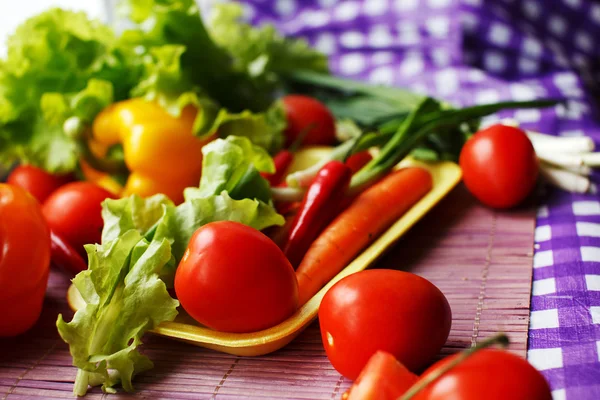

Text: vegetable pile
xmin=0 ymin=0 xmax=326 ymax=198
xmin=0 ymin=0 xmax=562 ymax=397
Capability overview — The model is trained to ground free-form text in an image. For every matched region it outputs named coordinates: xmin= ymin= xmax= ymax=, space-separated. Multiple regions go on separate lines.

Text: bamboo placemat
xmin=0 ymin=185 xmax=536 ymax=399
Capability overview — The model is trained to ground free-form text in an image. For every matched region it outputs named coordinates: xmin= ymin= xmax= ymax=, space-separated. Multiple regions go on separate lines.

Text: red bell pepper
xmin=282 ymin=160 xmax=352 ymax=267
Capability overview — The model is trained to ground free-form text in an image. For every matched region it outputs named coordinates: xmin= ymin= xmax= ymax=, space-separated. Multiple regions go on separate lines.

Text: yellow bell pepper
xmin=92 ymin=98 xmax=214 ymax=204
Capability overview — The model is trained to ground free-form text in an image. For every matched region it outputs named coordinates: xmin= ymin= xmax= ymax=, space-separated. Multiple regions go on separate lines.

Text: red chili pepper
xmin=50 ymin=230 xmax=88 ymax=274
xmin=261 ymin=150 xmax=294 ymax=186
xmin=282 ymin=160 xmax=352 ymax=268
xmin=345 ymin=151 xmax=373 ymax=174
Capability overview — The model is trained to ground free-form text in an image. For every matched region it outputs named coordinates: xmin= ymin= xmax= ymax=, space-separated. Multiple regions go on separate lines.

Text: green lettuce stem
xmin=74 ymin=369 xmax=91 ymax=396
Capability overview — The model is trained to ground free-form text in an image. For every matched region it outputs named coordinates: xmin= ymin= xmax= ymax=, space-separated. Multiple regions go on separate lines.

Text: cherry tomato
xmin=413 ymin=349 xmax=552 ymax=400
xmin=319 ymin=270 xmax=452 ymax=380
xmin=344 ymin=351 xmax=418 ymax=400
xmin=0 ymin=184 xmax=51 ymax=336
xmin=281 ymin=95 xmax=336 ymax=147
xmin=174 ymin=221 xmax=299 ymax=333
xmin=459 ymin=124 xmax=538 ymax=209
xmin=7 ymin=165 xmax=73 ymax=203
xmin=42 ymin=182 xmax=116 ymax=257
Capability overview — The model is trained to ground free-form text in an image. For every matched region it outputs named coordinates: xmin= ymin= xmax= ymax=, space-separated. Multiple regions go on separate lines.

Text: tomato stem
xmin=398 ymin=333 xmax=510 ymax=400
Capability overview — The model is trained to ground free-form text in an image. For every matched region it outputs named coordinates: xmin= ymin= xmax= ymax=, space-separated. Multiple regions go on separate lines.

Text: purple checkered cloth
xmin=228 ymin=0 xmax=600 ymax=398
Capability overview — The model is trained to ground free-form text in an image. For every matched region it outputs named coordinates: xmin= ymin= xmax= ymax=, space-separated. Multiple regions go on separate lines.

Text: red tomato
xmin=42 ymin=182 xmax=116 ymax=257
xmin=7 ymin=165 xmax=73 ymax=203
xmin=319 ymin=270 xmax=452 ymax=380
xmin=413 ymin=349 xmax=552 ymax=400
xmin=344 ymin=351 xmax=418 ymax=400
xmin=0 ymin=184 xmax=51 ymax=336
xmin=174 ymin=221 xmax=299 ymax=333
xmin=459 ymin=124 xmax=538 ymax=209
xmin=281 ymin=95 xmax=336 ymax=147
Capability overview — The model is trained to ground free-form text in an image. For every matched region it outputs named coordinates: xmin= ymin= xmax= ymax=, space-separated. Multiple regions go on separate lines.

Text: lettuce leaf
xmin=69 ymin=80 xmax=116 ymax=123
xmin=129 ymin=44 xmax=221 ymax=134
xmin=0 ymin=8 xmax=141 ymax=172
xmin=121 ymin=1 xmax=327 ymax=113
xmin=57 ymin=230 xmax=178 ymax=395
xmin=208 ymin=3 xmax=328 ymax=83
xmin=42 ymin=78 xmax=115 ymax=139
xmin=101 ymin=194 xmax=179 ymax=286
xmin=118 ymin=0 xmax=255 ymax=111
xmin=198 ymin=102 xmax=286 ymax=153
xmin=186 ymin=136 xmax=274 ymax=203
xmin=101 ymin=194 xmax=175 ymax=243
xmin=18 ymin=121 xmax=80 ymax=173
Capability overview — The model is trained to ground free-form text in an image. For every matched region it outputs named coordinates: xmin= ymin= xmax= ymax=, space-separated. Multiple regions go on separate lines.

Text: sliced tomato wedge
xmin=344 ymin=351 xmax=418 ymax=400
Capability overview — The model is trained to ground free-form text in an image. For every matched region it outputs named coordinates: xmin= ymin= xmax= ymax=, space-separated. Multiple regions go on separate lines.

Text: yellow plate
xmin=68 ymin=147 xmax=462 ymax=357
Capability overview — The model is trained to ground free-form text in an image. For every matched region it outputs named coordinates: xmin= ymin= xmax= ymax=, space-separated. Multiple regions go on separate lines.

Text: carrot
xmin=295 ymin=167 xmax=433 ymax=306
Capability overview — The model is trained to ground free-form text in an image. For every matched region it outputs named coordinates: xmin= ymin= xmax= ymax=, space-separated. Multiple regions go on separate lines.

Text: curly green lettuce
xmin=185 ymin=136 xmax=274 ymax=203
xmin=197 ymin=102 xmax=287 ymax=153
xmin=57 ymin=230 xmax=178 ymax=395
xmin=121 ymin=0 xmax=328 ymax=112
xmin=208 ymin=3 xmax=328 ymax=82
xmin=0 ymin=8 xmax=141 ymax=172
xmin=0 ymin=1 xmax=328 ymax=173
